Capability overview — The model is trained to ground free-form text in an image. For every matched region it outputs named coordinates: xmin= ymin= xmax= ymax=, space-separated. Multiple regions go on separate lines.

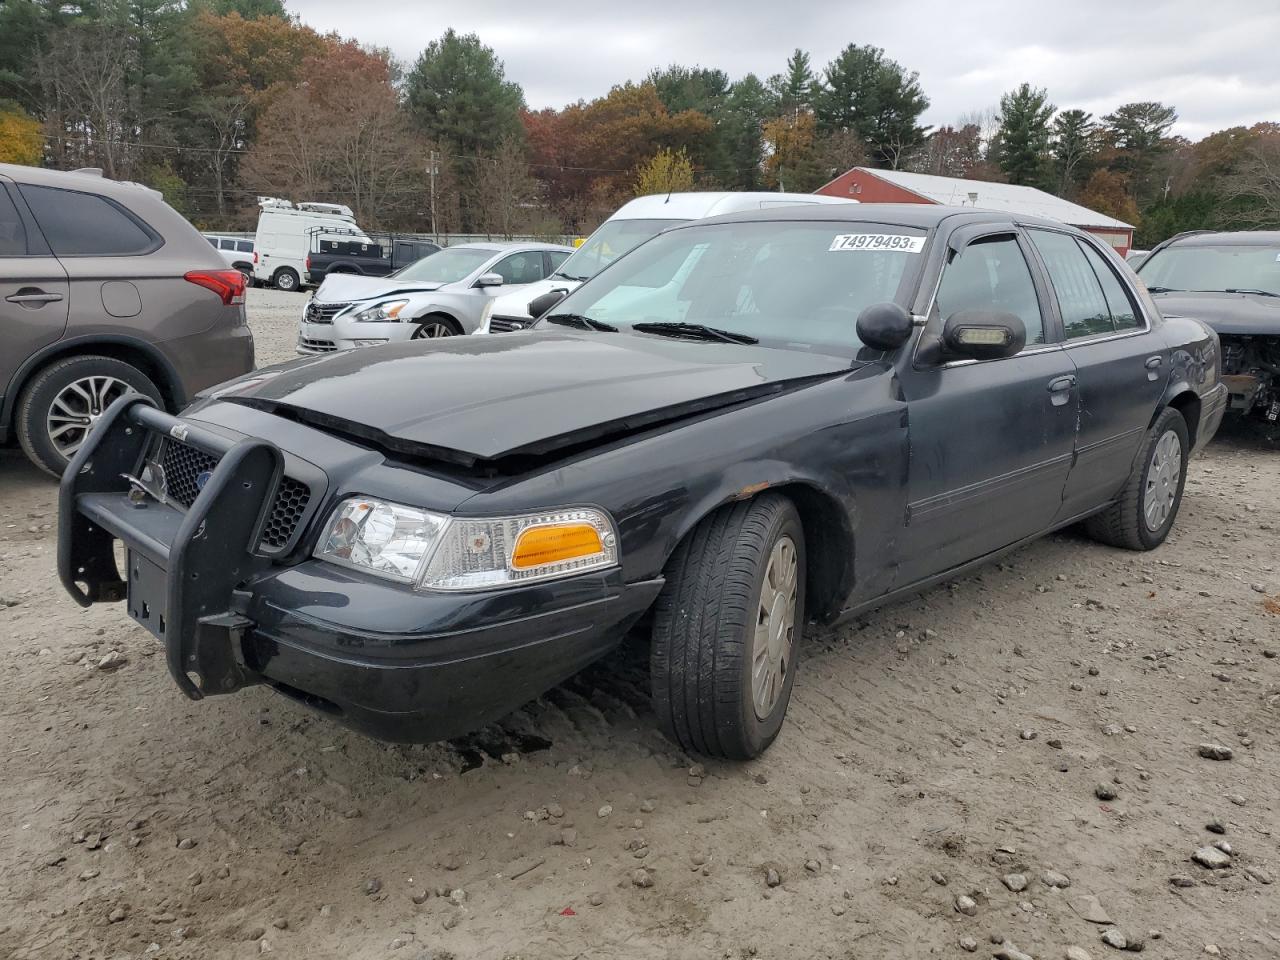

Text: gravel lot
xmin=1 ymin=287 xmax=1278 ymax=959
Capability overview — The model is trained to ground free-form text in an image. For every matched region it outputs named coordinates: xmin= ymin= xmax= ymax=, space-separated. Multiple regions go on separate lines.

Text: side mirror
xmin=942 ymin=309 xmax=1026 ymax=360
xmin=475 ymin=272 xmax=504 ymax=288
xmin=855 ymin=302 xmax=914 ymax=351
xmin=528 ymin=288 xmax=568 ymax=320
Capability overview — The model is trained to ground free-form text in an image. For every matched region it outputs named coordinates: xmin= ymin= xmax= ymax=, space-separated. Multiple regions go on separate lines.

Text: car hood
xmin=315 ymin=273 xmax=445 ymax=303
xmin=1154 ymin=291 xmax=1280 ymax=336
xmin=489 ymin=278 xmax=583 ymax=320
xmin=209 ymin=332 xmax=852 ymax=467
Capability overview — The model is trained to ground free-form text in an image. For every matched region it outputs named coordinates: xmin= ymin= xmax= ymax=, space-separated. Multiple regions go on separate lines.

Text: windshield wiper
xmin=1219 ymin=288 xmax=1280 ymax=298
xmin=631 ymin=321 xmax=759 ymax=345
xmin=1144 ymin=285 xmax=1180 ymax=293
xmin=544 ymin=313 xmax=617 ymax=332
xmin=551 ymin=270 xmax=590 ymax=282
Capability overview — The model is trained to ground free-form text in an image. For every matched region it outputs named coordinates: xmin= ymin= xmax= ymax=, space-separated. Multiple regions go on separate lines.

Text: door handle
xmin=1047 ymin=375 xmax=1076 ymax=406
xmin=1145 ymin=355 xmax=1163 ymax=381
xmin=5 ymin=290 xmax=64 ymax=305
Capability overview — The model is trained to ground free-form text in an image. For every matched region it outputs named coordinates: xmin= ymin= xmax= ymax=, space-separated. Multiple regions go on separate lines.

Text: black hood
xmin=208 ymin=331 xmax=852 ymax=467
xmin=1154 ymin=291 xmax=1280 ymax=336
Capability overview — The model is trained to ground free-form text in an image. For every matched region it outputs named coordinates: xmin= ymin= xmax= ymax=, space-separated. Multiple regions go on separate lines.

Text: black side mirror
xmin=528 ymin=289 xmax=568 ymax=320
xmin=855 ymin=302 xmax=914 ymax=351
xmin=942 ymin=309 xmax=1026 ymax=360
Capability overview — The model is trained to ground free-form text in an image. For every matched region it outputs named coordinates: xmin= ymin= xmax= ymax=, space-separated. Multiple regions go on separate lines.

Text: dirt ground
xmin=1 ymin=288 xmax=1278 ymax=960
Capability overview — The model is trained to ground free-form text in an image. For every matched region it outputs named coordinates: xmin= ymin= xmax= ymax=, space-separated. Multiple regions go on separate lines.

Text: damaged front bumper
xmin=57 ymin=396 xmax=662 ymax=741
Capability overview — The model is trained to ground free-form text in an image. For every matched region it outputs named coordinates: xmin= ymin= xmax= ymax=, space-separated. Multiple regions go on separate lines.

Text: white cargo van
xmin=252 ymin=198 xmax=370 ymax=292
xmin=475 ymin=191 xmax=857 ymax=333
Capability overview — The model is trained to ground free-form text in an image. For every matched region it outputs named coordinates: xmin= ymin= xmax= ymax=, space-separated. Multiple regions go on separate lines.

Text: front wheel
xmin=1083 ymin=406 xmax=1189 ymax=550
xmin=411 ymin=315 xmax=461 ymax=339
xmin=650 ymin=494 xmax=806 ymax=760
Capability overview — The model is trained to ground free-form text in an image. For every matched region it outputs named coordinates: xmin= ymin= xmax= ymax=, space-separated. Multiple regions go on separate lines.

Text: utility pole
xmin=428 ymin=150 xmax=439 ymax=240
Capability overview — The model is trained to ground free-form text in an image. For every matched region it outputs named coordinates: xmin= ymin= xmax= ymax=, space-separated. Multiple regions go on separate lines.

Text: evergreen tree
xmin=1102 ymin=101 xmax=1177 ymax=202
xmin=994 ymin=83 xmax=1055 ymax=186
xmin=1051 ymin=108 xmax=1095 ymax=196
xmin=768 ymin=49 xmax=816 ymax=118
xmin=815 ymin=45 xmax=929 ymax=168
xmin=721 ymin=73 xmax=775 ymax=190
xmin=405 ymin=29 xmax=525 ymax=156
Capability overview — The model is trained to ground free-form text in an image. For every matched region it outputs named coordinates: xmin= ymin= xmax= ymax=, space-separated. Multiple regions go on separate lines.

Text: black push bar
xmin=58 ymin=394 xmax=284 ymax=700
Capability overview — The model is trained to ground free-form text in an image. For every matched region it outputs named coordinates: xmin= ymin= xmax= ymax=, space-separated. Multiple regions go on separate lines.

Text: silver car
xmin=296 ymin=241 xmax=574 ymax=354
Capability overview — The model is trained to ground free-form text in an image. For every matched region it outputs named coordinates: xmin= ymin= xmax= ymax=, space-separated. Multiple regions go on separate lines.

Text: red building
xmin=816 ymin=167 xmax=1134 ymax=255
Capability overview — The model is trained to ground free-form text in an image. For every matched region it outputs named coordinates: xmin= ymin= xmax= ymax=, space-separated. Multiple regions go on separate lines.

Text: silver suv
xmin=0 ymin=164 xmax=255 ymax=475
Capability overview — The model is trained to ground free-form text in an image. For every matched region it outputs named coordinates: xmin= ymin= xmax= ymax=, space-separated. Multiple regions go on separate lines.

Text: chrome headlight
xmin=351 ymin=300 xmax=410 ymax=322
xmin=316 ymin=498 xmax=619 ymax=590
xmin=316 ymin=498 xmax=449 ymax=581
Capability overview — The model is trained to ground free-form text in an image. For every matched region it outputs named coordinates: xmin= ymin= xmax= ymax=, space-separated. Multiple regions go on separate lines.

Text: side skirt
xmin=828 ymin=503 xmax=1113 ymax=627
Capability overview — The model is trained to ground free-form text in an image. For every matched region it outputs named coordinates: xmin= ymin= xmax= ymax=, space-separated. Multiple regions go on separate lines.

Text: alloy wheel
xmin=412 ymin=321 xmax=456 ymax=339
xmin=46 ymin=375 xmax=128 ymax=459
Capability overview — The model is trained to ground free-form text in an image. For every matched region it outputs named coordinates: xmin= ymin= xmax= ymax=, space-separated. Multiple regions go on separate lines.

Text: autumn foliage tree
xmin=635 ymin=148 xmax=695 ymax=195
xmin=0 ymin=100 xmax=42 ymax=165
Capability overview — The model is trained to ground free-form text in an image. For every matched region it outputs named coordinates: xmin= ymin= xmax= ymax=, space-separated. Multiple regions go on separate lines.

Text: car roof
xmin=1166 ymin=230 xmax=1280 ymax=247
xmin=608 ymin=191 xmax=855 ymax=221
xmin=0 ymin=162 xmax=164 ymax=203
xmin=677 ymin=202 xmax=1076 ymax=233
xmin=445 ymin=241 xmax=576 ymax=253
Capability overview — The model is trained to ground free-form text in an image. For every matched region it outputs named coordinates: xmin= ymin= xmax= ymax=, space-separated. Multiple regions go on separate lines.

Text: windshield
xmin=1138 ymin=243 xmax=1280 ymax=296
xmin=555 ymin=218 xmax=683 ymax=280
xmin=391 ymin=247 xmax=492 ymax=284
xmin=545 ymin=220 xmax=923 ymax=357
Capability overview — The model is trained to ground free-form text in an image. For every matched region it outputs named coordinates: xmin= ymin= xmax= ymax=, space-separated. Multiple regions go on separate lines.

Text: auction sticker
xmin=829 ymin=233 xmax=925 ymax=253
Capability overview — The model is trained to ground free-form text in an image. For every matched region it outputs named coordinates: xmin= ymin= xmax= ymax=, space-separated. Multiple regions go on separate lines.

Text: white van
xmin=475 ymin=191 xmax=857 ymax=333
xmin=252 ymin=198 xmax=370 ymax=292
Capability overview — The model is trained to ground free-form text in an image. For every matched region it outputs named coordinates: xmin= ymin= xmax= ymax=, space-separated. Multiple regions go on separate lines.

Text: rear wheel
xmin=1083 ymin=406 xmax=1189 ymax=550
xmin=411 ymin=315 xmax=461 ymax=339
xmin=650 ymin=494 xmax=806 ymax=760
xmin=273 ymin=267 xmax=300 ymax=292
xmin=16 ymin=355 xmax=163 ymax=477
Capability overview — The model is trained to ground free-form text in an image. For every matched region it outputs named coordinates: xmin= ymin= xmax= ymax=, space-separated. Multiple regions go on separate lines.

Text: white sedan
xmin=297 ymin=241 xmax=573 ymax=354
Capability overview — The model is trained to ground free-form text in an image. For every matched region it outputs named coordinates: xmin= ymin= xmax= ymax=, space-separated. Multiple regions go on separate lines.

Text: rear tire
xmin=1083 ymin=406 xmax=1189 ymax=550
xmin=273 ymin=267 xmax=300 ymax=292
xmin=16 ymin=355 xmax=163 ymax=478
xmin=650 ymin=494 xmax=806 ymax=760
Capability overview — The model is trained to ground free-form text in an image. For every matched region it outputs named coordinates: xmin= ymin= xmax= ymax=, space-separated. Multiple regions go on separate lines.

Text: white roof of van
xmin=612 ymin=191 xmax=855 ymax=220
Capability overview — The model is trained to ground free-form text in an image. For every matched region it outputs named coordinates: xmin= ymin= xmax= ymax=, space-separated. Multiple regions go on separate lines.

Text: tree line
xmin=1 ymin=0 xmax=1276 ymax=244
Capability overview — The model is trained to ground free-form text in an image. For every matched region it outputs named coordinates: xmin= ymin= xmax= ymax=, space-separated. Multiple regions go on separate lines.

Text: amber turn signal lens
xmin=511 ymin=523 xmax=604 ymax=570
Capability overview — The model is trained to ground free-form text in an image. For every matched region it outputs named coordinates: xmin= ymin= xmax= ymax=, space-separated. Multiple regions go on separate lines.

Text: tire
xmin=16 ymin=355 xmax=163 ymax=478
xmin=411 ymin=314 xmax=462 ymax=339
xmin=273 ymin=267 xmax=300 ymax=292
xmin=1083 ymin=406 xmax=1190 ymax=550
xmin=650 ymin=493 xmax=806 ymax=760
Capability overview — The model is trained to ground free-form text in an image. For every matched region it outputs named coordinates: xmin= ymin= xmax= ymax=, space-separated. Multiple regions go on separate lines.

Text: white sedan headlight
xmin=316 ymin=498 xmax=618 ymax=590
xmin=351 ymin=300 xmax=409 ymax=323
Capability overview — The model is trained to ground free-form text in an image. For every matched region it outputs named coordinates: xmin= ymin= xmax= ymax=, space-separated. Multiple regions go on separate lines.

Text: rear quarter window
xmin=0 ymin=187 xmax=28 ymax=256
xmin=21 ymin=184 xmax=161 ymax=257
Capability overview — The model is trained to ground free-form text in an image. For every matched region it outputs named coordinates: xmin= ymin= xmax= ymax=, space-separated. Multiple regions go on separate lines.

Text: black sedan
xmin=59 ymin=205 xmax=1228 ymax=760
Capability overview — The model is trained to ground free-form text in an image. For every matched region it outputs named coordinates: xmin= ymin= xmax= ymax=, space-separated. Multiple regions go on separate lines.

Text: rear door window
xmin=236 ymin=240 xmax=253 ymax=253
xmin=1080 ymin=241 xmax=1141 ymax=331
xmin=492 ymin=252 xmax=545 ymax=284
xmin=1027 ymin=229 xmax=1117 ymax=339
xmin=20 ymin=185 xmax=160 ymax=257
xmin=0 ymin=187 xmax=28 ymax=256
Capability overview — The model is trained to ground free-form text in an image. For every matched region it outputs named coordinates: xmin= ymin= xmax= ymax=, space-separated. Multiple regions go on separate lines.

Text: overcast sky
xmin=293 ymin=0 xmax=1279 ymax=141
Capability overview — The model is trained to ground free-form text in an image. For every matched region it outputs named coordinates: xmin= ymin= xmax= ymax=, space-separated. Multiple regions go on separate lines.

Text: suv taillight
xmin=185 ymin=269 xmax=246 ymax=306
xmin=305 ymin=255 xmax=311 ymax=271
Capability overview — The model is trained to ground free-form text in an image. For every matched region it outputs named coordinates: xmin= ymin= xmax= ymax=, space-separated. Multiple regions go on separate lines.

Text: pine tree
xmin=994 ymin=83 xmax=1055 ymax=186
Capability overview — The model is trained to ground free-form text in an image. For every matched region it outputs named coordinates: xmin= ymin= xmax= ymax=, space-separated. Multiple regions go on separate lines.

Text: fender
xmin=2 ymin=333 xmax=186 ymax=436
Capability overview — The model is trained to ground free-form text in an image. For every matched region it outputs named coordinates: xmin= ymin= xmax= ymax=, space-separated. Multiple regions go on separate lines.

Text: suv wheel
xmin=650 ymin=494 xmax=806 ymax=760
xmin=273 ymin=267 xmax=300 ymax=292
xmin=1083 ymin=406 xmax=1189 ymax=550
xmin=17 ymin=355 xmax=163 ymax=477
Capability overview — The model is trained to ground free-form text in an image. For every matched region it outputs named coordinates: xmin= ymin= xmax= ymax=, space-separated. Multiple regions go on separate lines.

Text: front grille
xmin=489 ymin=315 xmax=529 ymax=333
xmin=304 ymin=301 xmax=350 ymax=324
xmin=159 ymin=439 xmax=312 ymax=552
xmin=298 ymin=336 xmax=337 ymax=353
